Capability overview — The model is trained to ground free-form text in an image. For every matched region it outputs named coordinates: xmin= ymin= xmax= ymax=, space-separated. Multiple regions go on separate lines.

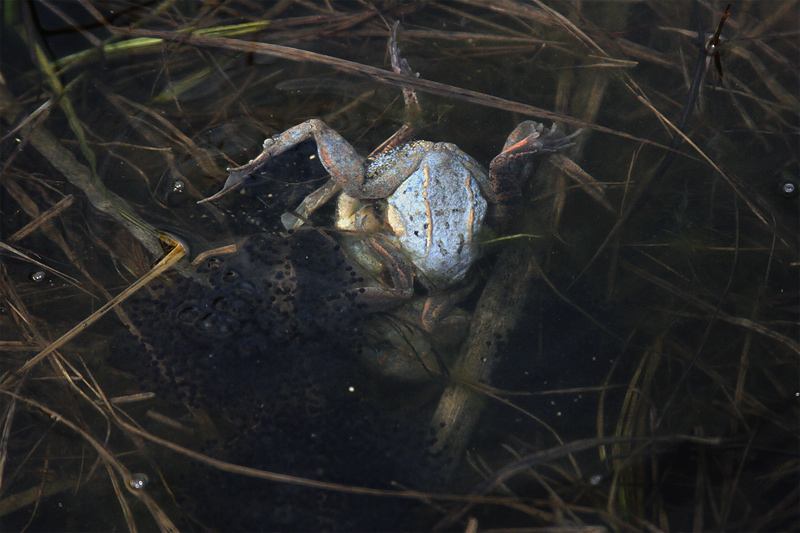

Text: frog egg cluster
xmin=113 ymin=231 xmax=442 ymax=530
xmin=116 ymin=231 xmax=366 ymax=415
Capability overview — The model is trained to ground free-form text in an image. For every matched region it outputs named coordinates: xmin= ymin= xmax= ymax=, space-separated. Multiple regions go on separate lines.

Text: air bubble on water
xmin=129 ymin=473 xmax=149 ymax=490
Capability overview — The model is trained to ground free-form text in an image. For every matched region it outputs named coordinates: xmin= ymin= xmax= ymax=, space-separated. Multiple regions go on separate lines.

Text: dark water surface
xmin=1 ymin=2 xmax=797 ymax=531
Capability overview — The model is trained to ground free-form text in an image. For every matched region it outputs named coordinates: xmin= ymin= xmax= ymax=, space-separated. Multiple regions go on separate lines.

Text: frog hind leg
xmin=389 ymin=21 xmax=422 ymax=127
xmin=487 ymin=121 xmax=581 ymax=219
xmin=202 ymin=119 xmax=365 ymax=203
xmin=351 ymin=235 xmax=416 ymax=308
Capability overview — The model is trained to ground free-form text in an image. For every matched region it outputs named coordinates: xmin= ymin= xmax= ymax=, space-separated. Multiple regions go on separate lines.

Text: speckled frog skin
xmin=335 ymin=140 xmax=489 ymax=289
xmin=382 ymin=142 xmax=488 ymax=286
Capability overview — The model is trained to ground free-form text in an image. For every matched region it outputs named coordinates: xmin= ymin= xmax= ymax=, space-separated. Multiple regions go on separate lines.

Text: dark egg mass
xmin=113 ymin=231 xmax=441 ymax=531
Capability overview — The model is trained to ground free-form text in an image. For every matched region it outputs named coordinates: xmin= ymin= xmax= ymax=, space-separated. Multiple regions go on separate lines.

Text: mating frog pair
xmin=204 ymin=24 xmax=579 ymax=379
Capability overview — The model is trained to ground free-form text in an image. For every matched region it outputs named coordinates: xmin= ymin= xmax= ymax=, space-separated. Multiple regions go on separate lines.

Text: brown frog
xmin=204 ymin=25 xmax=579 ymax=380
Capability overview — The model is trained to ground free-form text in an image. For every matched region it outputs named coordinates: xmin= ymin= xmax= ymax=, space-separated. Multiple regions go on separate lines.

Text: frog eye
xmin=355 ymin=206 xmax=382 ymax=233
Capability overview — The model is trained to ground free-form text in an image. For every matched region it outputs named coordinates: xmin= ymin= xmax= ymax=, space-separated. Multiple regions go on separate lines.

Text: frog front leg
xmin=201 ymin=119 xmax=367 ymax=204
xmin=334 ymin=195 xmax=414 ymax=302
xmin=356 ymin=235 xmax=416 ymax=304
xmin=486 ymin=121 xmax=581 ymax=219
xmin=353 ymin=234 xmax=469 ymax=332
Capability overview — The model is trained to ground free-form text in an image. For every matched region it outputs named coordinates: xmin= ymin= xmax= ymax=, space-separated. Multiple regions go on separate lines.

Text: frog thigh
xmin=359 ymin=141 xmax=435 ymax=198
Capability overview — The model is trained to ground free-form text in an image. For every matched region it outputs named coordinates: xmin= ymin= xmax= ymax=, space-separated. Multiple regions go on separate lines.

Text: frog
xmin=201 ymin=24 xmax=580 ymax=379
xmin=205 ymin=118 xmax=577 ymax=330
xmin=207 ymin=118 xmax=577 ymax=317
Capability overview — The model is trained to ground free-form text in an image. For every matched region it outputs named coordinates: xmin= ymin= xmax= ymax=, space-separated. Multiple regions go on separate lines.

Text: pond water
xmin=1 ymin=1 xmax=797 ymax=531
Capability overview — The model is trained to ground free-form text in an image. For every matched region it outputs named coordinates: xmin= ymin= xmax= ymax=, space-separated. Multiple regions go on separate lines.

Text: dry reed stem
xmin=1 ymin=242 xmax=186 ymax=387
xmin=0 ymin=81 xmax=163 ymax=255
xmin=107 ymin=27 xmax=661 ymax=147
xmin=7 ymin=195 xmax=74 ymax=242
xmin=0 ymin=391 xmax=180 ymax=532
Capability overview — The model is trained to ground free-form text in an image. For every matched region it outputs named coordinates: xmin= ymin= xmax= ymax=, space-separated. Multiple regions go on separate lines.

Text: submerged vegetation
xmin=1 ymin=1 xmax=797 ymax=531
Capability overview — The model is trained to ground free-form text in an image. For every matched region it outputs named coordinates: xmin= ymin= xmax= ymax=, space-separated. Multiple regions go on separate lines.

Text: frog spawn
xmin=119 ymin=232 xmax=364 ymax=411
xmin=114 ymin=231 xmax=443 ymax=531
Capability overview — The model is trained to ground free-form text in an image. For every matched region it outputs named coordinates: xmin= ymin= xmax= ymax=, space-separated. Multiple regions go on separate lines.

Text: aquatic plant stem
xmin=428 ymin=242 xmax=538 ymax=471
xmin=0 ymin=77 xmax=163 ymax=256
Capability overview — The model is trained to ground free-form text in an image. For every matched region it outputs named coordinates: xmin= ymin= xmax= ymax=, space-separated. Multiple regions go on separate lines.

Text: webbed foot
xmin=487 ymin=121 xmax=582 ymax=216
